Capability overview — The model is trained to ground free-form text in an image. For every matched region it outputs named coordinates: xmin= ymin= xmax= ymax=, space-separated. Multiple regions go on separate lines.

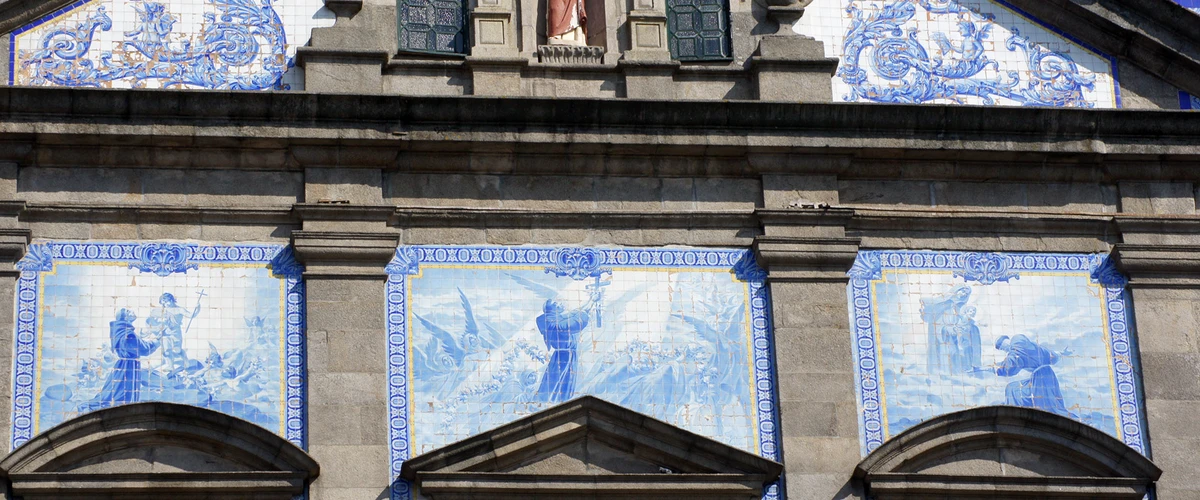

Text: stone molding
xmin=291 ymin=230 xmax=400 ymax=278
xmin=855 ymin=406 xmax=1160 ymax=500
xmin=393 ymin=208 xmax=756 ymax=229
xmin=401 ymin=396 xmax=781 ymax=499
xmin=4 ymin=88 xmax=1200 ymax=162
xmin=1110 ymin=243 xmax=1200 ymax=288
xmin=20 ymin=203 xmax=296 ymax=225
xmin=752 ymin=235 xmax=861 ymax=283
xmin=0 ymin=402 xmax=319 ymax=500
xmin=538 ymin=45 xmax=607 ymax=65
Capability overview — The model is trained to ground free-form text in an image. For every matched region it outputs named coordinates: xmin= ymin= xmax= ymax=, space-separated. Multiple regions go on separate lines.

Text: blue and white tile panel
xmin=10 ymin=0 xmax=335 ymax=89
xmin=796 ymin=0 xmax=1119 ymax=107
xmin=847 ymin=250 xmax=1147 ymax=456
xmin=10 ymin=240 xmax=306 ymax=451
xmin=385 ymin=245 xmax=781 ymax=500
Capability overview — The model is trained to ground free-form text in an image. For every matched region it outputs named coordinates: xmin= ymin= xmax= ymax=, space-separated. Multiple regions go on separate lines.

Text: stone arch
xmin=0 ymin=402 xmax=319 ymax=499
xmin=854 ymin=406 xmax=1160 ymax=500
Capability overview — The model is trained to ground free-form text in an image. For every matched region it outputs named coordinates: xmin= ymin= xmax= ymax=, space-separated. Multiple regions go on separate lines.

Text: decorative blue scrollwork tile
xmin=953 ymin=252 xmax=1020 ymax=285
xmin=10 ymin=0 xmax=335 ymax=90
xmin=129 ymin=242 xmax=198 ymax=277
xmin=795 ymin=0 xmax=1119 ymax=108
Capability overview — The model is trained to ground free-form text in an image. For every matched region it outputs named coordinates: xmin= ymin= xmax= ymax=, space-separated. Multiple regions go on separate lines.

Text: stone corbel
xmin=0 ymin=228 xmax=31 ymax=278
xmin=0 ymin=200 xmax=30 ymax=277
xmin=753 ymin=236 xmax=861 ymax=283
xmin=292 ymin=204 xmax=399 ymax=279
xmin=754 ymin=206 xmax=858 ymax=282
xmin=1110 ymin=243 xmax=1200 ymax=288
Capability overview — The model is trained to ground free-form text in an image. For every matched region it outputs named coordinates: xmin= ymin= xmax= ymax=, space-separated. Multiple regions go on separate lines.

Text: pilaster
xmin=749 ymin=0 xmax=837 ymax=102
xmin=1110 ymin=241 xmax=1200 ymax=497
xmin=292 ymin=203 xmax=398 ymax=499
xmin=620 ymin=0 xmax=677 ymax=99
xmin=753 ymin=207 xmax=864 ymax=499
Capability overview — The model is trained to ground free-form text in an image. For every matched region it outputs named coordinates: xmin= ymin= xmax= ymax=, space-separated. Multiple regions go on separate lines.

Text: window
xmin=666 ymin=0 xmax=731 ymax=61
xmin=398 ymin=0 xmax=469 ymax=55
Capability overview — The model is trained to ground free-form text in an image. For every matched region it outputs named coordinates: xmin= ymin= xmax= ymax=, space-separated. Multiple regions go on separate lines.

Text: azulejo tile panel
xmin=10 ymin=0 xmax=335 ymax=90
xmin=10 ymin=241 xmax=306 ymax=450
xmin=846 ymin=250 xmax=1147 ymax=456
xmin=795 ymin=0 xmax=1119 ymax=107
xmin=385 ymin=245 xmax=780 ymax=500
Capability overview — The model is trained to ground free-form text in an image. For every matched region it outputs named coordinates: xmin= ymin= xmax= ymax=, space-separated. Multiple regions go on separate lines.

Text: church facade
xmin=0 ymin=0 xmax=1196 ymax=498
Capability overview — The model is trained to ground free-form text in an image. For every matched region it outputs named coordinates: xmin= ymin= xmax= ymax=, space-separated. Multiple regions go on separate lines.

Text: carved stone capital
xmin=291 ymin=231 xmax=399 ymax=279
xmin=1110 ymin=243 xmax=1200 ymax=288
xmin=752 ymin=235 xmax=861 ymax=283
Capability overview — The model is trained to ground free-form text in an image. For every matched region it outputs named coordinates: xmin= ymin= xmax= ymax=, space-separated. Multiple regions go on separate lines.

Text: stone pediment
xmin=400 ymin=395 xmax=782 ymax=499
xmin=855 ymin=406 xmax=1161 ymax=500
xmin=0 ymin=402 xmax=319 ymax=500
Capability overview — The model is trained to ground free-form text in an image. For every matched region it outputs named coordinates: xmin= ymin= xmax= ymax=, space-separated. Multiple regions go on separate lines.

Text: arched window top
xmin=855 ymin=406 xmax=1161 ymax=500
xmin=0 ymin=402 xmax=319 ymax=500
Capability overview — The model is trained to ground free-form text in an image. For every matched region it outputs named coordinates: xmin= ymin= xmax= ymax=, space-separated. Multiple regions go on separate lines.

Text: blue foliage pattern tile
xmin=10 ymin=0 xmax=334 ymax=90
xmin=10 ymin=240 xmax=306 ymax=451
xmin=795 ymin=0 xmax=1119 ymax=107
xmin=386 ymin=246 xmax=781 ymax=500
xmin=1182 ymin=91 xmax=1200 ymax=110
xmin=846 ymin=250 xmax=1147 ymax=456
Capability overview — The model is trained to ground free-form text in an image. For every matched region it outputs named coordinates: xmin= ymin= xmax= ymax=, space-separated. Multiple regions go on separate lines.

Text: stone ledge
xmin=8 ymin=471 xmax=309 ymax=500
xmin=393 ymin=208 xmax=756 ymax=229
xmin=21 ymin=203 xmax=296 ymax=225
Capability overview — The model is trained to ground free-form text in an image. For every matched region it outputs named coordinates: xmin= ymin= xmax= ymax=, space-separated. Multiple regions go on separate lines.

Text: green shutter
xmin=398 ymin=0 xmax=469 ymax=55
xmin=667 ymin=0 xmax=731 ymax=61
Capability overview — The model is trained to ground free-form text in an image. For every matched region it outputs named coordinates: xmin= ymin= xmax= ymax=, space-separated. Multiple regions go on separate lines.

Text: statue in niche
xmin=548 ymin=0 xmax=587 ymax=45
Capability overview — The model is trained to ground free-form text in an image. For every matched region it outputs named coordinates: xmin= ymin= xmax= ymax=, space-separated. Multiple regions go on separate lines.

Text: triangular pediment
xmin=401 ymin=396 xmax=781 ymax=499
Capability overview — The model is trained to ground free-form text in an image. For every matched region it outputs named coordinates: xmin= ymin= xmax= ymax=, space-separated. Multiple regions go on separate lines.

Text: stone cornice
xmin=1 ymin=89 xmax=1200 ymax=173
xmin=1003 ymin=0 xmax=1200 ymax=99
xmin=1110 ymin=243 xmax=1200 ymax=287
xmin=19 ymin=203 xmax=296 ymax=225
xmin=851 ymin=209 xmax=1116 ymax=236
xmin=393 ymin=208 xmax=757 ymax=229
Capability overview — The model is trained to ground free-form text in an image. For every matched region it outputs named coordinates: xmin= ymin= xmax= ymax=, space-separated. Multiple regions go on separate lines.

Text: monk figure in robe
xmin=548 ymin=0 xmax=587 ymax=45
xmin=534 ymin=291 xmax=601 ymax=403
xmin=79 ymin=309 xmax=160 ymax=412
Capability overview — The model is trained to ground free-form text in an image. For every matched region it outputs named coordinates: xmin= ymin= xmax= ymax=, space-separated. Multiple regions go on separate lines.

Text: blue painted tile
xmin=10 ymin=241 xmax=306 ymax=451
xmin=846 ymin=251 xmax=1148 ymax=457
xmin=385 ymin=245 xmax=779 ymax=500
